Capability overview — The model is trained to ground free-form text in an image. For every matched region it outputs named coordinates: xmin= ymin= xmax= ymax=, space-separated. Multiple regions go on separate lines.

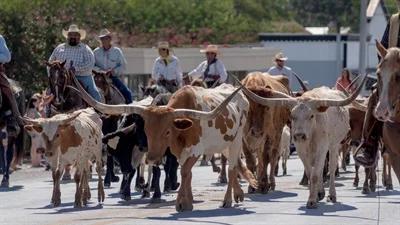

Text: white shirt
xmin=49 ymin=43 xmax=94 ymax=76
xmin=151 ymin=55 xmax=183 ymax=85
xmin=93 ymin=46 xmax=127 ymax=76
xmin=188 ymin=59 xmax=227 ymax=83
xmin=267 ymin=65 xmax=293 ymax=88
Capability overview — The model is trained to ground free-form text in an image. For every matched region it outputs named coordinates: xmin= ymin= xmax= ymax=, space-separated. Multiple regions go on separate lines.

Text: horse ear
xmin=139 ymin=85 xmax=145 ymax=93
xmin=44 ymin=60 xmax=51 ymax=67
xmin=92 ymin=70 xmax=99 ymax=76
xmin=376 ymin=39 xmax=387 ymax=58
xmin=61 ymin=60 xmax=67 ymax=67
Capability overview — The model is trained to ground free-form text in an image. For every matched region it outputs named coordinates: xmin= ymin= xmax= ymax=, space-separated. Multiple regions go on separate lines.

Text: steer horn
xmin=308 ymin=74 xmax=367 ymax=108
xmin=336 ymin=81 xmax=368 ymax=112
xmin=230 ymin=74 xmax=298 ymax=108
xmin=292 ymin=72 xmax=308 ymax=92
xmin=72 ymin=74 xmax=243 ymax=120
xmin=20 ymin=116 xmax=40 ymax=125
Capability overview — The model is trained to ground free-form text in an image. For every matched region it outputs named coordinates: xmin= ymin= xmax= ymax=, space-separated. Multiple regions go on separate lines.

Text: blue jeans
xmin=76 ymin=75 xmax=102 ymax=102
xmin=110 ymin=75 xmax=133 ymax=103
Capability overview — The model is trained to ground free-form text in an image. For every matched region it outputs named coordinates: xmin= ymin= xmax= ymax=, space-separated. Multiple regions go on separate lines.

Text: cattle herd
xmin=19 ymin=42 xmax=400 ymax=213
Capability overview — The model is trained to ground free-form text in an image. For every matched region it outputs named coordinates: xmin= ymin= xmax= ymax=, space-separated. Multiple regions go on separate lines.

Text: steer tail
xmin=237 ymin=158 xmax=258 ymax=189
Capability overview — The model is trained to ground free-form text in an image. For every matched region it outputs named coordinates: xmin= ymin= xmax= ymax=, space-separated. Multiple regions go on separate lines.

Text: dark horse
xmin=93 ymin=70 xmax=125 ymax=187
xmin=0 ymin=67 xmax=25 ymax=188
xmin=46 ymin=60 xmax=84 ymax=115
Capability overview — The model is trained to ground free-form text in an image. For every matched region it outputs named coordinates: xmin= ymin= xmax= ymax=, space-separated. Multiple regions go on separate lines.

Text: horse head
xmin=46 ymin=60 xmax=70 ymax=106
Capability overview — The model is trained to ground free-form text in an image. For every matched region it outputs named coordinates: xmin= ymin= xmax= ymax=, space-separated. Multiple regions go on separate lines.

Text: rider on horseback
xmin=48 ymin=24 xmax=102 ymax=102
xmin=188 ymin=44 xmax=227 ymax=88
xmin=151 ymin=41 xmax=183 ymax=93
xmin=0 ymin=34 xmax=23 ymax=187
xmin=94 ymin=29 xmax=133 ymax=104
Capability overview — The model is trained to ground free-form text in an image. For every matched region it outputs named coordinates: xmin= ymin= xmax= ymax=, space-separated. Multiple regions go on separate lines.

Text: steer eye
xmin=310 ymin=115 xmax=314 ymax=119
xmin=165 ymin=130 xmax=170 ymax=137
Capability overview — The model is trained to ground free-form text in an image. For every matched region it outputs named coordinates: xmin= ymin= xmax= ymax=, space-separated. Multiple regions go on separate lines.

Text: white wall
xmin=121 ymin=47 xmax=278 ymax=75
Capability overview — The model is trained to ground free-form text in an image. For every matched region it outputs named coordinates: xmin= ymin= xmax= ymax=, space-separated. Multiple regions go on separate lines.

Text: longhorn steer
xmin=236 ymin=75 xmax=365 ymax=208
xmin=22 ymin=108 xmax=104 ymax=208
xmin=75 ymin=78 xmax=257 ymax=212
xmin=241 ymin=72 xmax=290 ymax=193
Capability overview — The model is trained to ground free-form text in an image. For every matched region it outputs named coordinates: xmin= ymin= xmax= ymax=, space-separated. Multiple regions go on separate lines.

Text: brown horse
xmin=46 ymin=60 xmax=84 ymax=115
xmin=93 ymin=71 xmax=123 ymax=104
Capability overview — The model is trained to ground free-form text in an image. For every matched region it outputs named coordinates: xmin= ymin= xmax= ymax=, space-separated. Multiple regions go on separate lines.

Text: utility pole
xmin=359 ymin=0 xmax=368 ymax=77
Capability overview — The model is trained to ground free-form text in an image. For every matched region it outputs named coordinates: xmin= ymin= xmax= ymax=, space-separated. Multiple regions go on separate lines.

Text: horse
xmin=46 ymin=60 xmax=84 ymax=115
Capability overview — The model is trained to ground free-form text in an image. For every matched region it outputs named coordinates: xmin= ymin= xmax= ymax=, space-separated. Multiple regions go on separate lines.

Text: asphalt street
xmin=0 ymin=154 xmax=399 ymax=225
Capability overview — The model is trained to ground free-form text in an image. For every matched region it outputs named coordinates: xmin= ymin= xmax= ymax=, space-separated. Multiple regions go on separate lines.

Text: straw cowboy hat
xmin=274 ymin=52 xmax=288 ymax=61
xmin=62 ymin=24 xmax=86 ymax=40
xmin=157 ymin=41 xmax=170 ymax=49
xmin=98 ymin=29 xmax=111 ymax=38
xmin=200 ymin=44 xmax=219 ymax=54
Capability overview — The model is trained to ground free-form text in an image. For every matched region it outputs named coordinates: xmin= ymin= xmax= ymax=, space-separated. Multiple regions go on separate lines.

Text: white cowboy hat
xmin=274 ymin=52 xmax=288 ymax=61
xmin=98 ymin=29 xmax=111 ymax=38
xmin=200 ymin=44 xmax=219 ymax=54
xmin=157 ymin=41 xmax=170 ymax=49
xmin=62 ymin=24 xmax=86 ymax=40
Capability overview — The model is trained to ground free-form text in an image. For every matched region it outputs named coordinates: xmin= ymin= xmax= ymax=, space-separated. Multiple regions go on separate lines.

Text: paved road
xmin=0 ymin=155 xmax=399 ymax=225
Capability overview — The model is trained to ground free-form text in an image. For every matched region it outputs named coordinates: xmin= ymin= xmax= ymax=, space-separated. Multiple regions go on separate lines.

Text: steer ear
xmin=376 ymin=39 xmax=387 ymax=58
xmin=173 ymin=118 xmax=193 ymax=131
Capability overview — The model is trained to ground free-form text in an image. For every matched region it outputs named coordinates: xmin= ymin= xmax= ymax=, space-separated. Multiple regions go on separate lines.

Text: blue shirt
xmin=0 ymin=35 xmax=11 ymax=63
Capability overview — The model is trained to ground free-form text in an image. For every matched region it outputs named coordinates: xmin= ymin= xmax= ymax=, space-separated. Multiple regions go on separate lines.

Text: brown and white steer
xmin=241 ymin=72 xmax=291 ymax=193
xmin=237 ymin=75 xmax=365 ymax=208
xmin=22 ymin=108 xmax=104 ymax=208
xmin=75 ymin=79 xmax=257 ymax=212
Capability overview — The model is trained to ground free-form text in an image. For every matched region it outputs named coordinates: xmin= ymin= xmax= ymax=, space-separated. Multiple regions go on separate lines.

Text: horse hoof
xmin=318 ymin=191 xmax=325 ymax=201
xmin=248 ymin=185 xmax=256 ymax=194
xmin=386 ymin=184 xmax=393 ymax=190
xmin=218 ymin=175 xmax=227 ymax=184
xmin=362 ymin=187 xmax=370 ymax=195
xmin=221 ymin=200 xmax=232 ymax=208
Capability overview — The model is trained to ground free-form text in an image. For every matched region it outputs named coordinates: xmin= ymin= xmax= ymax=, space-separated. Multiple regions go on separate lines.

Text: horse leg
xmin=151 ymin=166 xmax=162 ymax=203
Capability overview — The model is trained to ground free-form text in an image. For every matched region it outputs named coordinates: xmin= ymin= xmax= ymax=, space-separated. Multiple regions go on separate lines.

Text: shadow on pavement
xmin=355 ymin=190 xmax=400 ymax=198
xmin=147 ymin=207 xmax=255 ymax=225
xmin=32 ymin=203 xmax=104 ymax=214
xmin=0 ymin=185 xmax=23 ymax=192
xmin=245 ymin=190 xmax=298 ymax=202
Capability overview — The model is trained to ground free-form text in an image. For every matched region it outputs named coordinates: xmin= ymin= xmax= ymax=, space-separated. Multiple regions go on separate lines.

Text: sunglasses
xmin=206 ymin=52 xmax=216 ymax=55
xmin=276 ymin=59 xmax=284 ymax=62
xmin=159 ymin=48 xmax=168 ymax=51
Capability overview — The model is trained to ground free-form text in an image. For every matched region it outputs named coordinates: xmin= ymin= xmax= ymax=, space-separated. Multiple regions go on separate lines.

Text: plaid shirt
xmin=49 ymin=43 xmax=94 ymax=76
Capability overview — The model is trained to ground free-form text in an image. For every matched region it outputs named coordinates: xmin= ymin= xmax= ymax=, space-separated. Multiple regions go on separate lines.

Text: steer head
xmin=21 ymin=112 xmax=81 ymax=159
xmin=375 ymin=40 xmax=400 ymax=121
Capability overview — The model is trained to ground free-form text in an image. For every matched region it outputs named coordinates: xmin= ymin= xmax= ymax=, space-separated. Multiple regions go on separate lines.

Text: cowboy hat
xmin=62 ymin=24 xmax=86 ymax=40
xmin=98 ymin=29 xmax=111 ymax=38
xmin=200 ymin=44 xmax=219 ymax=54
xmin=157 ymin=41 xmax=170 ymax=49
xmin=274 ymin=52 xmax=288 ymax=61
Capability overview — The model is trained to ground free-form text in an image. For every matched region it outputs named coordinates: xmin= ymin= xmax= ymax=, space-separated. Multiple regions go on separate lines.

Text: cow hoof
xmin=213 ymin=166 xmax=221 ymax=173
xmin=104 ymin=182 xmax=111 ymax=188
xmin=306 ymin=201 xmax=317 ymax=209
xmin=353 ymin=181 xmax=359 ymax=188
xmin=317 ymin=191 xmax=325 ymax=201
xmin=120 ymin=193 xmax=131 ymax=201
xmin=370 ymin=185 xmax=376 ymax=193
xmin=0 ymin=179 xmax=9 ymax=188
xmin=176 ymin=201 xmax=193 ymax=212
xmin=74 ymin=201 xmax=82 ymax=208
xmin=221 ymin=200 xmax=232 ymax=208
xmin=362 ymin=187 xmax=370 ymax=194
xmin=283 ymin=171 xmax=287 ymax=176
xmin=151 ymin=197 xmax=162 ymax=204
xmin=111 ymin=175 xmax=120 ymax=183
xmin=269 ymin=183 xmax=276 ymax=191
xmin=141 ymin=190 xmax=150 ymax=198
xmin=248 ymin=185 xmax=256 ymax=194
xmin=200 ymin=159 xmax=209 ymax=166
xmin=257 ymin=184 xmax=269 ymax=194
xmin=52 ymin=200 xmax=61 ymax=207
xmin=171 ymin=182 xmax=180 ymax=191
xmin=386 ymin=184 xmax=393 ymax=190
xmin=299 ymin=179 xmax=308 ymax=186
xmin=234 ymin=190 xmax=244 ymax=203
xmin=218 ymin=175 xmax=227 ymax=184
xmin=327 ymin=195 xmax=337 ymax=203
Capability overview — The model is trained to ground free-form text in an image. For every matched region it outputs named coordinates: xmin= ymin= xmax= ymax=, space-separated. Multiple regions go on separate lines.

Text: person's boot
xmin=1 ymin=176 xmax=9 ymax=188
xmin=354 ymin=141 xmax=378 ymax=168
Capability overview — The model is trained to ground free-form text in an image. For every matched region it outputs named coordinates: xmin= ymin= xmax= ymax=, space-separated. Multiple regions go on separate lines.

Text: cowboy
xmin=0 ymin=34 xmax=23 ymax=187
xmin=267 ymin=52 xmax=296 ymax=87
xmin=151 ymin=41 xmax=183 ymax=93
xmin=48 ymin=24 xmax=102 ymax=102
xmin=94 ymin=29 xmax=132 ymax=103
xmin=188 ymin=44 xmax=227 ymax=88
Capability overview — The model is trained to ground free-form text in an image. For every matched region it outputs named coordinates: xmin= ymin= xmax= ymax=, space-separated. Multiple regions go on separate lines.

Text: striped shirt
xmin=49 ymin=43 xmax=94 ymax=76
